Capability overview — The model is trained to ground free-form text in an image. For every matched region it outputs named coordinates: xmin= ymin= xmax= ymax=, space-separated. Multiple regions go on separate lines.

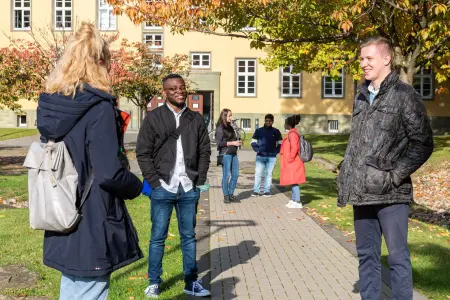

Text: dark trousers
xmin=148 ymin=185 xmax=200 ymax=286
xmin=353 ymin=204 xmax=412 ymax=300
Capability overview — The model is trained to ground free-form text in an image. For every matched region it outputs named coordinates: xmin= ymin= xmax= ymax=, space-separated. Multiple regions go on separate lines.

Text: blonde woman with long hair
xmin=37 ymin=22 xmax=143 ymax=300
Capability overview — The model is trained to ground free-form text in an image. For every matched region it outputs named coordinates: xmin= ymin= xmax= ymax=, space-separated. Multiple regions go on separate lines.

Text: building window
xmin=98 ymin=0 xmax=116 ymax=31
xmin=18 ymin=115 xmax=27 ymax=127
xmin=255 ymin=118 xmax=259 ymax=129
xmin=280 ymin=66 xmax=301 ymax=97
xmin=414 ymin=68 xmax=433 ymax=100
xmin=192 ymin=95 xmax=200 ymax=100
xmin=323 ymin=68 xmax=344 ymax=98
xmin=328 ymin=120 xmax=339 ymax=133
xmin=241 ymin=118 xmax=251 ymax=131
xmin=144 ymin=22 xmax=162 ymax=30
xmin=54 ymin=0 xmax=72 ymax=30
xmin=13 ymin=0 xmax=31 ymax=30
xmin=144 ymin=33 xmax=163 ymax=49
xmin=236 ymin=59 xmax=256 ymax=97
xmin=191 ymin=53 xmax=210 ymax=69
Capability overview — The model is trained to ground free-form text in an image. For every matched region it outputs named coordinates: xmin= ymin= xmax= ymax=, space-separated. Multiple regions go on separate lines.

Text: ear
xmin=384 ymin=55 xmax=392 ymax=66
xmin=162 ymin=89 xmax=167 ymax=99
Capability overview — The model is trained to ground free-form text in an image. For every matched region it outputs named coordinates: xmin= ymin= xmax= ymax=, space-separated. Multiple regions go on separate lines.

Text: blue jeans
xmin=59 ymin=274 xmax=110 ymax=300
xmin=253 ymin=156 xmax=277 ymax=193
xmin=222 ymin=154 xmax=239 ymax=196
xmin=291 ymin=185 xmax=300 ymax=202
xmin=148 ymin=185 xmax=200 ymax=286
xmin=353 ymin=204 xmax=412 ymax=300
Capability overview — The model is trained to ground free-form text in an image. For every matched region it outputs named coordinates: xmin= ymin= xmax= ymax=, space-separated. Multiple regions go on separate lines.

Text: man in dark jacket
xmin=251 ymin=114 xmax=283 ymax=197
xmin=136 ymin=74 xmax=211 ymax=297
xmin=337 ymin=37 xmax=433 ymax=300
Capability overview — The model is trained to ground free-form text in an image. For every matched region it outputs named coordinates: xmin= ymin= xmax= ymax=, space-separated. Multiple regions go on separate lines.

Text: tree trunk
xmin=399 ymin=67 xmax=414 ymax=85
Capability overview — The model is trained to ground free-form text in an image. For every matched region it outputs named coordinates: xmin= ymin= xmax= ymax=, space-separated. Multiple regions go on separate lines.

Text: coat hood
xmin=37 ymin=85 xmax=115 ymax=140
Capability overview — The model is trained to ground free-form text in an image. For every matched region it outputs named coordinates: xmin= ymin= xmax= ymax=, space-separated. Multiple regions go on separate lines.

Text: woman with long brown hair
xmin=37 ymin=22 xmax=143 ymax=299
xmin=215 ymin=109 xmax=241 ymax=203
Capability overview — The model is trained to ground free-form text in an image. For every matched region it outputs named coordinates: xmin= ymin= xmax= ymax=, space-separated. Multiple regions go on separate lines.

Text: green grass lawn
xmin=0 ymin=128 xmax=38 ymax=141
xmin=271 ymin=134 xmax=450 ymax=300
xmin=0 ymin=175 xmax=28 ymax=202
xmin=0 ymin=196 xmax=189 ymax=300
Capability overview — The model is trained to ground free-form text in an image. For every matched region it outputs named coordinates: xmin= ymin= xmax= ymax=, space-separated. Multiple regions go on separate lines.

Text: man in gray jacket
xmin=337 ymin=37 xmax=433 ymax=300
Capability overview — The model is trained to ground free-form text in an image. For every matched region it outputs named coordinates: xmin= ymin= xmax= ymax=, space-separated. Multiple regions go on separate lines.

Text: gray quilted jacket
xmin=337 ymin=71 xmax=433 ymax=207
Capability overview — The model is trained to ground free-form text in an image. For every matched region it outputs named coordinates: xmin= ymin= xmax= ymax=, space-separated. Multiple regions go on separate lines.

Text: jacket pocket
xmin=374 ymin=105 xmax=399 ymax=131
xmin=364 ymin=165 xmax=392 ymax=195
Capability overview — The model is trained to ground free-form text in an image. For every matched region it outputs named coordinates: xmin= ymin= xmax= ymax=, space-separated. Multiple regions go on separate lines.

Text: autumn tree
xmin=109 ymin=0 xmax=450 ymax=87
xmin=110 ymin=39 xmax=191 ymax=123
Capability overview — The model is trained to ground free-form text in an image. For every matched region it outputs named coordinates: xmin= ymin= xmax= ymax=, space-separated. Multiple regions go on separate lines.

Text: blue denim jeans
xmin=291 ymin=185 xmax=300 ymax=202
xmin=353 ymin=204 xmax=412 ymax=300
xmin=222 ymin=154 xmax=239 ymax=196
xmin=148 ymin=185 xmax=200 ymax=286
xmin=253 ymin=156 xmax=277 ymax=193
xmin=59 ymin=274 xmax=110 ymax=300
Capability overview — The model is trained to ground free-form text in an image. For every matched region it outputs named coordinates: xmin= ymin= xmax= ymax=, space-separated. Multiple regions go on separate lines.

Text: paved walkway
xmin=206 ymin=152 xmax=391 ymax=300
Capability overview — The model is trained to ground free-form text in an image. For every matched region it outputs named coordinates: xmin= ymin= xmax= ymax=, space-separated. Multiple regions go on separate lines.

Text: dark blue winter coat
xmin=37 ymin=85 xmax=143 ymax=277
xmin=251 ymin=126 xmax=283 ymax=157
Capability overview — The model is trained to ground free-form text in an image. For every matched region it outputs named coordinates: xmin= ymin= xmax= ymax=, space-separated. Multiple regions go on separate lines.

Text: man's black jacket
xmin=337 ymin=71 xmax=433 ymax=207
xmin=136 ymin=103 xmax=211 ymax=189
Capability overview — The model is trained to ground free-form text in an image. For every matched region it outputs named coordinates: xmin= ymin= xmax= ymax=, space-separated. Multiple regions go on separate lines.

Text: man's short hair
xmin=162 ymin=73 xmax=184 ymax=87
xmin=265 ymin=114 xmax=274 ymax=121
xmin=360 ymin=36 xmax=393 ymax=58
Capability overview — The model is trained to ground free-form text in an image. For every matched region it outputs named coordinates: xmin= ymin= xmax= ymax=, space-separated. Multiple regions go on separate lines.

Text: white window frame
xmin=414 ymin=68 xmax=433 ymax=100
xmin=98 ymin=0 xmax=116 ymax=31
xmin=241 ymin=118 xmax=251 ymax=131
xmin=191 ymin=52 xmax=211 ymax=69
xmin=18 ymin=115 xmax=27 ymax=127
xmin=13 ymin=0 xmax=31 ymax=30
xmin=144 ymin=22 xmax=163 ymax=30
xmin=144 ymin=33 xmax=163 ymax=49
xmin=236 ymin=59 xmax=257 ymax=97
xmin=323 ymin=68 xmax=344 ymax=98
xmin=280 ymin=66 xmax=301 ymax=97
xmin=54 ymin=0 xmax=72 ymax=31
xmin=328 ymin=120 xmax=339 ymax=133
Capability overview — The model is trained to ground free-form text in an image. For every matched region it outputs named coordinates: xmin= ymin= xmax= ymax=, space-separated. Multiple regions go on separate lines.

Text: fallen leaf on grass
xmin=321 ymin=217 xmax=330 ymax=221
xmin=165 ymin=246 xmax=172 ymax=249
xmin=0 ymin=215 xmax=6 ymax=218
xmin=130 ymin=297 xmax=135 ymax=300
xmin=128 ymin=276 xmax=139 ymax=280
xmin=168 ymin=232 xmax=176 ymax=237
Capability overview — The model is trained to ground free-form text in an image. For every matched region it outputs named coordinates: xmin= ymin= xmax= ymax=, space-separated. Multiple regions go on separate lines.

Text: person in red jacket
xmin=280 ymin=114 xmax=306 ymax=208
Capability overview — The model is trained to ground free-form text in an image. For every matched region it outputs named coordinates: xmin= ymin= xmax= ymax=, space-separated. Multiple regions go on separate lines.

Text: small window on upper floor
xmin=54 ymin=0 xmax=72 ymax=30
xmin=413 ymin=68 xmax=433 ymax=100
xmin=280 ymin=66 xmax=301 ymax=97
xmin=322 ymin=68 xmax=344 ymax=98
xmin=191 ymin=53 xmax=211 ymax=69
xmin=98 ymin=0 xmax=117 ymax=31
xmin=236 ymin=59 xmax=257 ymax=97
xmin=144 ymin=22 xmax=163 ymax=30
xmin=13 ymin=0 xmax=31 ymax=30
xmin=144 ymin=33 xmax=163 ymax=49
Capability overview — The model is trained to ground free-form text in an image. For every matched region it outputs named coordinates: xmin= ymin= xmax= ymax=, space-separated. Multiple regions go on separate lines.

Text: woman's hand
xmin=227 ymin=141 xmax=242 ymax=147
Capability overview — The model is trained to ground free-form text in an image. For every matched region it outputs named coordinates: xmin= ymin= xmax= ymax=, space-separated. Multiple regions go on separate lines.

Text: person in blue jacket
xmin=251 ymin=114 xmax=283 ymax=197
xmin=37 ymin=22 xmax=143 ymax=300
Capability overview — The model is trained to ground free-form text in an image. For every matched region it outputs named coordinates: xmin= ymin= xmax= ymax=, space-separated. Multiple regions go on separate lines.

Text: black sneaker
xmin=229 ymin=195 xmax=237 ymax=202
xmin=263 ymin=192 xmax=272 ymax=197
xmin=184 ymin=280 xmax=211 ymax=297
xmin=251 ymin=192 xmax=261 ymax=197
xmin=224 ymin=195 xmax=231 ymax=203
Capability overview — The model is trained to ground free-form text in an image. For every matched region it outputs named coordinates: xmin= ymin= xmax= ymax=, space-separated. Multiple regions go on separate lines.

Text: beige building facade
xmin=1 ymin=0 xmax=450 ymax=134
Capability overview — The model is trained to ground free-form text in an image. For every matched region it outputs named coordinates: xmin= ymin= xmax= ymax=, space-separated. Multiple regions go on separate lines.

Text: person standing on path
xmin=136 ymin=74 xmax=211 ymax=298
xmin=37 ymin=22 xmax=144 ymax=300
xmin=251 ymin=114 xmax=283 ymax=197
xmin=280 ymin=114 xmax=306 ymax=209
xmin=215 ymin=109 xmax=242 ymax=203
xmin=337 ymin=37 xmax=433 ymax=300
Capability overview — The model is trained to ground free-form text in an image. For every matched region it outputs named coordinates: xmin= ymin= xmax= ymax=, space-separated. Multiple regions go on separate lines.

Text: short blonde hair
xmin=360 ymin=36 xmax=393 ymax=58
xmin=45 ymin=22 xmax=111 ymax=96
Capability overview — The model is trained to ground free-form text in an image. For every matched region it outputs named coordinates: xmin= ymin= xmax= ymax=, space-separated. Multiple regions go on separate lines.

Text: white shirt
xmin=368 ymin=83 xmax=380 ymax=105
xmin=159 ymin=103 xmax=193 ymax=193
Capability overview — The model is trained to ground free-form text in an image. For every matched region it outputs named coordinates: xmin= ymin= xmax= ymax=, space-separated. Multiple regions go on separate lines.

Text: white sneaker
xmin=285 ymin=200 xmax=294 ymax=207
xmin=289 ymin=202 xmax=303 ymax=209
